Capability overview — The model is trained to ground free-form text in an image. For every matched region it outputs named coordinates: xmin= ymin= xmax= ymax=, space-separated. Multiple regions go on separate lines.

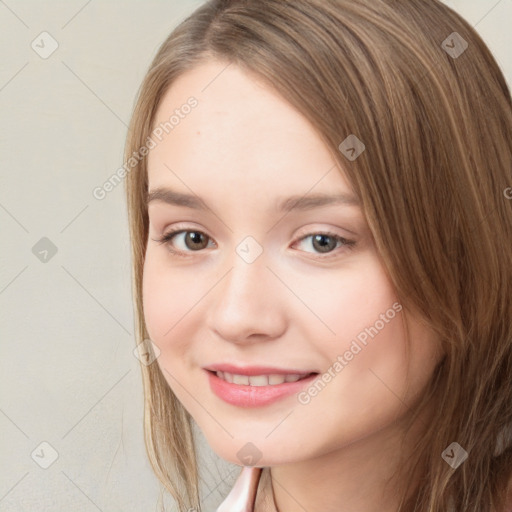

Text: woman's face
xmin=143 ymin=59 xmax=440 ymax=467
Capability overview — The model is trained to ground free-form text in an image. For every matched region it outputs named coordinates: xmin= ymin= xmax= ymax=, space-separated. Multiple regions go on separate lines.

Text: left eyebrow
xmin=275 ymin=192 xmax=360 ymax=212
xmin=146 ymin=187 xmax=360 ymax=212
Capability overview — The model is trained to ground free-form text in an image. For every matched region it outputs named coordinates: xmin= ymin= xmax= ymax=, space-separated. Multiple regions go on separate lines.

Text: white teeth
xmin=248 ymin=375 xmax=269 ymax=386
xmin=268 ymin=374 xmax=286 ymax=385
xmin=216 ymin=371 xmax=307 ymax=386
xmin=232 ymin=374 xmax=249 ymax=385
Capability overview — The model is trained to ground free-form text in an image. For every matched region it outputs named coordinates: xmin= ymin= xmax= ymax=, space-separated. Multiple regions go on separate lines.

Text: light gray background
xmin=0 ymin=1 xmax=510 ymax=511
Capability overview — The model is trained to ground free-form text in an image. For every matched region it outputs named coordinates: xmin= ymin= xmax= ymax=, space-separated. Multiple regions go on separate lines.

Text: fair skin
xmin=143 ymin=59 xmax=442 ymax=512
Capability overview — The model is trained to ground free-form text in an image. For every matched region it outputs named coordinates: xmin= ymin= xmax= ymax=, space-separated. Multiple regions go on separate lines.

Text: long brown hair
xmin=124 ymin=1 xmax=512 ymax=510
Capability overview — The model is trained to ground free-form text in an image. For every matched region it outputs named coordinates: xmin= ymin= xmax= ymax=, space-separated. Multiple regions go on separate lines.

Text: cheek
xmin=296 ymin=254 xmax=423 ymax=402
xmin=320 ymin=302 xmax=438 ymax=427
xmin=141 ymin=253 xmax=197 ymax=357
xmin=293 ymin=253 xmax=400 ymax=351
xmin=142 ymin=256 xmax=168 ymax=342
xmin=142 ymin=254 xmax=207 ymax=403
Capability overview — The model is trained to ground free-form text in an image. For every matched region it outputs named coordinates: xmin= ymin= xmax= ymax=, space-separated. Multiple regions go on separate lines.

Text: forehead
xmin=147 ymin=59 xmax=354 ymax=202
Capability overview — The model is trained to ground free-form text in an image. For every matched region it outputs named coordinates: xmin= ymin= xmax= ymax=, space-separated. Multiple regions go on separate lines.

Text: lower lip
xmin=206 ymin=370 xmax=319 ymax=407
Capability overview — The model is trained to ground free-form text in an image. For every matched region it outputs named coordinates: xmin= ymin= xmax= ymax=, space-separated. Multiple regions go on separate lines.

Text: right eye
xmin=152 ymin=229 xmax=216 ymax=256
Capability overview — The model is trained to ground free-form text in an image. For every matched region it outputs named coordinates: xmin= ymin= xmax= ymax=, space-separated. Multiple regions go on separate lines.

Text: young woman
xmin=124 ymin=0 xmax=512 ymax=510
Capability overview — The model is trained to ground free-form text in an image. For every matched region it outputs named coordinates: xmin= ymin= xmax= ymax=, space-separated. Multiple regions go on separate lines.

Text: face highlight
xmin=142 ymin=59 xmax=440 ymax=468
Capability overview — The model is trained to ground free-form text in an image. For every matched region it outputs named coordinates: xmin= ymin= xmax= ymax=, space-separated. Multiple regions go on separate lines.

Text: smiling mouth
xmin=207 ymin=370 xmax=318 ymax=386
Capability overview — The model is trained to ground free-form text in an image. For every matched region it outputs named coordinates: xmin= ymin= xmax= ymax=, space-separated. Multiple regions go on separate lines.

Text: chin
xmin=205 ymin=436 xmax=300 ymax=468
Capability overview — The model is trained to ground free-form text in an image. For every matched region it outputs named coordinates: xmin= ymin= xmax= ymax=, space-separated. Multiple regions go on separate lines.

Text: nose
xmin=205 ymin=249 xmax=287 ymax=344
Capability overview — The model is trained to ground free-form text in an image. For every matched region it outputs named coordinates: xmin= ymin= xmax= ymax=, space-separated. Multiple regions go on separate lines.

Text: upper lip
xmin=204 ymin=363 xmax=318 ymax=376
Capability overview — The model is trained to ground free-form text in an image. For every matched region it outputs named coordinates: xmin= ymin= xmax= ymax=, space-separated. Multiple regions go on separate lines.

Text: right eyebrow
xmin=147 ymin=187 xmax=210 ymax=210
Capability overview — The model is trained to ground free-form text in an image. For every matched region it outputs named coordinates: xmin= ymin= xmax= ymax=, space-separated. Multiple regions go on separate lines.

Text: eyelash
xmin=152 ymin=227 xmax=356 ymax=260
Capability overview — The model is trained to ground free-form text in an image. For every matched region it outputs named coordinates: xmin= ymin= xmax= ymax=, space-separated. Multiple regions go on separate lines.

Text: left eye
xmin=294 ymin=233 xmax=355 ymax=256
xmin=153 ymin=229 xmax=355 ymax=258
